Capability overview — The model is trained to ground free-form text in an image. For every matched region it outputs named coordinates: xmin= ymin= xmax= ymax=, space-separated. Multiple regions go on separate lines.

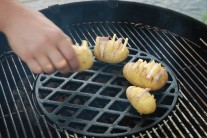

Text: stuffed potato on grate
xmin=94 ymin=34 xmax=129 ymax=64
xmin=72 ymin=40 xmax=93 ymax=71
xmin=126 ymin=86 xmax=156 ymax=114
xmin=123 ymin=59 xmax=168 ymax=91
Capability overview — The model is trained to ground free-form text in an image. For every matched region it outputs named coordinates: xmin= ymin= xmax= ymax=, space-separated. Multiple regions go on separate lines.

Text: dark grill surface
xmin=0 ymin=21 xmax=206 ymax=138
xmin=34 ymin=49 xmax=179 ymax=137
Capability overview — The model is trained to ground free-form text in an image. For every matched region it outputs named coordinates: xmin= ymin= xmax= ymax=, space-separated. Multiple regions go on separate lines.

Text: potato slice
xmin=94 ymin=34 xmax=129 ymax=64
xmin=123 ymin=59 xmax=168 ymax=91
xmin=126 ymin=86 xmax=156 ymax=115
xmin=72 ymin=40 xmax=93 ymax=71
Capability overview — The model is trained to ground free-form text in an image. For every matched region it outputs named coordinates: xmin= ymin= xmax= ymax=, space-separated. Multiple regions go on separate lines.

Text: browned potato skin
xmin=126 ymin=86 xmax=156 ymax=115
xmin=72 ymin=40 xmax=93 ymax=71
xmin=123 ymin=61 xmax=168 ymax=91
xmin=94 ymin=35 xmax=129 ymax=64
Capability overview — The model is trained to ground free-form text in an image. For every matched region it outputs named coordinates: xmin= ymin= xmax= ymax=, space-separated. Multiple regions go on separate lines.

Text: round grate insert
xmin=33 ymin=48 xmax=180 ymax=137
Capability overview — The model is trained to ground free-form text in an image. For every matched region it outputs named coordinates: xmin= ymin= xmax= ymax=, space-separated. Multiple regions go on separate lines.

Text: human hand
xmin=1 ymin=1 xmax=79 ymax=74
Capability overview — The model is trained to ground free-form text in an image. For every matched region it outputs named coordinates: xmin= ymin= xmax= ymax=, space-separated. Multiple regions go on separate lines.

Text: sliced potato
xmin=123 ymin=59 xmax=168 ymax=91
xmin=126 ymin=86 xmax=156 ymax=115
xmin=72 ymin=40 xmax=93 ymax=71
xmin=94 ymin=34 xmax=129 ymax=64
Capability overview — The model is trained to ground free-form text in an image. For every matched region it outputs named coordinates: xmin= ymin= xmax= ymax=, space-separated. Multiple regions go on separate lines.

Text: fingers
xmin=24 ymin=31 xmax=79 ymax=74
xmin=35 ymin=55 xmax=54 ymax=74
xmin=28 ymin=38 xmax=79 ymax=74
xmin=47 ymin=47 xmax=71 ymax=74
xmin=57 ymin=37 xmax=79 ymax=71
xmin=26 ymin=59 xmax=43 ymax=74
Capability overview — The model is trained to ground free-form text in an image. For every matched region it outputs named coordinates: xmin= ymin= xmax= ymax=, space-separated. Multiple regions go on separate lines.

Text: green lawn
xmin=202 ymin=12 xmax=207 ymax=24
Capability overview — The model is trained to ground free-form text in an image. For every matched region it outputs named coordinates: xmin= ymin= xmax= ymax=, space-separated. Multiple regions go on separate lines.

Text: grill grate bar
xmin=41 ymin=115 xmax=53 ymax=138
xmin=0 ymin=80 xmax=18 ymax=137
xmin=17 ymin=57 xmax=35 ymax=88
xmin=124 ymin=24 xmax=151 ymax=53
xmin=176 ymin=105 xmax=202 ymax=137
xmin=178 ymin=99 xmax=207 ymax=136
xmin=70 ymin=26 xmax=84 ymax=45
xmin=146 ymin=130 xmax=152 ymax=138
xmin=113 ymin=22 xmax=140 ymax=49
xmin=168 ymin=116 xmax=185 ymax=138
xmin=74 ymin=25 xmax=93 ymax=46
xmin=145 ymin=27 xmax=207 ymax=100
xmin=179 ymin=80 xmax=206 ymax=117
xmin=82 ymin=24 xmax=96 ymax=45
xmin=95 ymin=23 xmax=115 ymax=39
xmin=67 ymin=28 xmax=78 ymax=44
xmin=158 ymin=124 xmax=169 ymax=138
xmin=139 ymin=133 xmax=145 ymax=138
xmin=183 ymin=37 xmax=207 ymax=67
xmin=151 ymin=27 xmax=207 ymax=111
xmin=64 ymin=130 xmax=70 ymax=138
xmin=106 ymin=22 xmax=135 ymax=48
xmin=53 ymin=125 xmax=61 ymax=138
xmin=152 ymin=127 xmax=161 ymax=138
xmin=0 ymin=61 xmax=25 ymax=138
xmin=200 ymin=38 xmax=207 ymax=47
xmin=73 ymin=133 xmax=79 ymax=138
xmin=136 ymin=25 xmax=207 ymax=111
xmin=167 ymin=116 xmax=185 ymax=138
xmin=181 ymin=38 xmax=207 ymax=73
xmin=88 ymin=23 xmax=105 ymax=42
xmin=89 ymin=23 xmax=105 ymax=37
xmin=0 ymin=104 xmax=10 ymax=138
xmin=96 ymin=22 xmax=120 ymax=41
xmin=138 ymin=27 xmax=167 ymax=59
xmin=132 ymin=24 xmax=161 ymax=59
xmin=163 ymin=120 xmax=176 ymax=138
xmin=172 ymin=111 xmax=193 ymax=138
xmin=11 ymin=55 xmax=46 ymax=138
xmin=179 ymin=90 xmax=207 ymax=125
xmin=5 ymin=57 xmax=35 ymax=138
xmin=156 ymin=28 xmax=207 ymax=83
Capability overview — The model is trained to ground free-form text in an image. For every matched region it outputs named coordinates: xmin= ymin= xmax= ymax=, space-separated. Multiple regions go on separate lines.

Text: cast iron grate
xmin=33 ymin=48 xmax=180 ymax=137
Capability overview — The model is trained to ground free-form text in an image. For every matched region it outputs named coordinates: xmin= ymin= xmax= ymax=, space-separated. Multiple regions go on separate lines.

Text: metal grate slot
xmin=77 ymin=109 xmax=99 ymax=121
xmin=100 ymin=87 xmax=122 ymax=97
xmin=43 ymin=79 xmax=64 ymax=88
xmin=43 ymin=103 xmax=58 ymax=113
xmin=56 ymin=107 xmax=78 ymax=117
xmin=92 ymin=74 xmax=113 ymax=83
xmin=48 ymin=92 xmax=71 ymax=102
xmin=73 ymin=72 xmax=95 ymax=81
xmin=69 ymin=122 xmax=86 ymax=131
xmin=87 ymin=125 xmax=108 ymax=134
xmin=97 ymin=112 xmax=120 ymax=124
xmin=69 ymin=95 xmax=91 ymax=105
xmin=62 ymin=81 xmax=83 ymax=91
xmin=81 ymin=84 xmax=102 ymax=94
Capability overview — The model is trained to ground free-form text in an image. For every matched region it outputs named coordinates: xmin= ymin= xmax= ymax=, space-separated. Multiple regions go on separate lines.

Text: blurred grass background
xmin=202 ymin=12 xmax=207 ymax=24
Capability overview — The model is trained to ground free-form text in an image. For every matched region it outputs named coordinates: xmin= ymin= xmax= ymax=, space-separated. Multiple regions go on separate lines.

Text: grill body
xmin=0 ymin=1 xmax=206 ymax=138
